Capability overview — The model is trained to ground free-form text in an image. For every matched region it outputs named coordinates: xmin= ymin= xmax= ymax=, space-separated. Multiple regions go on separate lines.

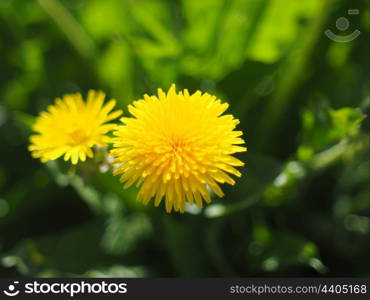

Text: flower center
xmin=68 ymin=128 xmax=88 ymax=145
xmin=168 ymin=135 xmax=186 ymax=150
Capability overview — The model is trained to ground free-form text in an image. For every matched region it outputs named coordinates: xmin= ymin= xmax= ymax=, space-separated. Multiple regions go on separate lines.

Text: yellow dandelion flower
xmin=111 ymin=84 xmax=246 ymax=213
xmin=29 ymin=90 xmax=122 ymax=165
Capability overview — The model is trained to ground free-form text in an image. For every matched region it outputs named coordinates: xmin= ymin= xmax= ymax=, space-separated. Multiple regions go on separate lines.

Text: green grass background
xmin=0 ymin=0 xmax=369 ymax=277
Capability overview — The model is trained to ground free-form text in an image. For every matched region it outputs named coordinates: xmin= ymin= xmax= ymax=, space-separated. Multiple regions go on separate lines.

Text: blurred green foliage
xmin=0 ymin=0 xmax=369 ymax=277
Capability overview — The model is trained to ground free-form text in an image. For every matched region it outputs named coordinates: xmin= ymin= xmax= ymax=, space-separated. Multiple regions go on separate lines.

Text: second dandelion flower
xmin=29 ymin=90 xmax=122 ymax=165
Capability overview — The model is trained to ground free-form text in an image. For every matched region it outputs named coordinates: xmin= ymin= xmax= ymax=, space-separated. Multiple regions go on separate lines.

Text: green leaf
xmin=248 ymin=0 xmax=321 ymax=63
xmin=248 ymin=230 xmax=325 ymax=273
xmin=84 ymin=265 xmax=147 ymax=278
xmin=297 ymin=102 xmax=366 ymax=161
xmin=13 ymin=111 xmax=35 ymax=131
xmin=101 ymin=213 xmax=152 ymax=256
xmin=2 ymin=220 xmax=108 ymax=275
xmin=96 ymin=40 xmax=133 ymax=105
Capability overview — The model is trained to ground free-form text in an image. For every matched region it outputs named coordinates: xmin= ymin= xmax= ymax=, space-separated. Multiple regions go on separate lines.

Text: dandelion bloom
xmin=29 ymin=91 xmax=122 ymax=165
xmin=111 ymin=84 xmax=246 ymax=213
